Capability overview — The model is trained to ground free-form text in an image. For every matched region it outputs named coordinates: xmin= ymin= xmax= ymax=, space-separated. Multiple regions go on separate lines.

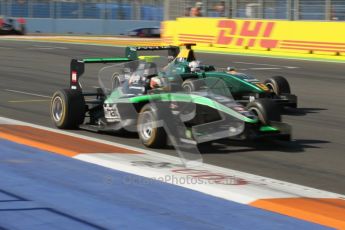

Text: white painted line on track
xmin=249 ymin=67 xmax=281 ymax=70
xmin=8 ymin=99 xmax=50 ymax=103
xmin=234 ymin=61 xmax=299 ymax=69
xmin=4 ymin=89 xmax=51 ymax=98
xmin=28 ymin=45 xmax=68 ymax=50
xmin=27 ymin=47 xmax=60 ymax=50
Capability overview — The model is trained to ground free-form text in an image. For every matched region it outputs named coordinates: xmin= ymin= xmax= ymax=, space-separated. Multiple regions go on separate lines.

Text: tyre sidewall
xmin=182 ymin=78 xmax=204 ymax=92
xmin=50 ymin=89 xmax=85 ymax=129
xmin=264 ymin=76 xmax=291 ymax=95
xmin=247 ymin=99 xmax=281 ymax=125
xmin=137 ymin=104 xmax=166 ymax=148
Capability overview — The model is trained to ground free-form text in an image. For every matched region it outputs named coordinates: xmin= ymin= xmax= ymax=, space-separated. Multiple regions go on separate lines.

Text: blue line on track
xmin=0 ymin=139 xmax=333 ymax=230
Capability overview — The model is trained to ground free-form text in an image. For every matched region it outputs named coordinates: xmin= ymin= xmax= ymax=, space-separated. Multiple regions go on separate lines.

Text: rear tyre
xmin=264 ymin=76 xmax=291 ymax=95
xmin=247 ymin=99 xmax=281 ymax=125
xmin=137 ymin=104 xmax=167 ymax=148
xmin=50 ymin=89 xmax=85 ymax=129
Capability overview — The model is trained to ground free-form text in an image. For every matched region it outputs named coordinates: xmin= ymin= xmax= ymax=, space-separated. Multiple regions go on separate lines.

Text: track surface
xmin=0 ymin=40 xmax=344 ymax=194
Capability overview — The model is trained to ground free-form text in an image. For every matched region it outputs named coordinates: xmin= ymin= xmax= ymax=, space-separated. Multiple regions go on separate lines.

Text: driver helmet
xmin=150 ymin=76 xmax=163 ymax=89
xmin=189 ymin=60 xmax=201 ymax=72
xmin=227 ymin=66 xmax=237 ymax=74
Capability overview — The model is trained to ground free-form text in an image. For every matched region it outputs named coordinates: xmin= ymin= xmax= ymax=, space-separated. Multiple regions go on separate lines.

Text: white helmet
xmin=189 ymin=60 xmax=201 ymax=72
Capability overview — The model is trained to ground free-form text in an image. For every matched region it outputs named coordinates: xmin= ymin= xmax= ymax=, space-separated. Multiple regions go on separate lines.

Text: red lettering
xmin=216 ymin=20 xmax=278 ymax=49
xmin=214 ymin=177 xmax=247 ymax=185
xmin=216 ymin=20 xmax=237 ymax=45
xmin=195 ymin=174 xmax=248 ymax=185
xmin=260 ymin=22 xmax=278 ymax=48
xmin=247 ymin=39 xmax=256 ymax=47
xmin=236 ymin=38 xmax=244 ymax=46
xmin=240 ymin=21 xmax=262 ymax=37
xmin=260 ymin=39 xmax=278 ymax=48
xmin=171 ymin=169 xmax=248 ymax=185
xmin=262 ymin=22 xmax=275 ymax=37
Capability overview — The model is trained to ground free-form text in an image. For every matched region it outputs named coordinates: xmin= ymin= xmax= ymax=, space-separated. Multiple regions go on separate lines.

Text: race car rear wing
xmin=179 ymin=43 xmax=196 ymax=49
xmin=125 ymin=46 xmax=180 ymax=60
xmin=70 ymin=57 xmax=132 ymax=90
xmin=70 ymin=45 xmax=181 ymax=90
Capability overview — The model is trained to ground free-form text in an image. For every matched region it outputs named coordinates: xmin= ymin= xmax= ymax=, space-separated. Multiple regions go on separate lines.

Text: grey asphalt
xmin=0 ymin=40 xmax=344 ymax=194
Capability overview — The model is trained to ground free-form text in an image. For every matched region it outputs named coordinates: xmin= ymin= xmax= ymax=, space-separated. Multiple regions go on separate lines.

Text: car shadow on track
xmin=99 ymin=130 xmax=330 ymax=154
xmin=197 ymin=138 xmax=330 ymax=154
xmin=99 ymin=130 xmax=139 ymax=139
xmin=283 ymin=107 xmax=327 ymax=116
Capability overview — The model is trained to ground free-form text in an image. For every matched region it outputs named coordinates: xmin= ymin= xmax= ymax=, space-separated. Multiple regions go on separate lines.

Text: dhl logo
xmin=216 ymin=20 xmax=279 ymax=49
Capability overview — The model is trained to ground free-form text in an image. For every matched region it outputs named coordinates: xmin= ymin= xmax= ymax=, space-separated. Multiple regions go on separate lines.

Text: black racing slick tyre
xmin=247 ymin=99 xmax=281 ymax=125
xmin=182 ymin=79 xmax=205 ymax=93
xmin=137 ymin=104 xmax=167 ymax=148
xmin=50 ymin=89 xmax=85 ymax=129
xmin=264 ymin=76 xmax=291 ymax=95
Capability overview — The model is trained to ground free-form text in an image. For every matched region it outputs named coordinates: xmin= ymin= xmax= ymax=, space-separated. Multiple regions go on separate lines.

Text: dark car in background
xmin=127 ymin=27 xmax=160 ymax=38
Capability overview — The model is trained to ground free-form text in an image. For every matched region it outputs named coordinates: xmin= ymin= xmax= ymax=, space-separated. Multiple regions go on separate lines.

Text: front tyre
xmin=264 ymin=76 xmax=297 ymax=108
xmin=50 ymin=89 xmax=85 ymax=129
xmin=137 ymin=104 xmax=166 ymax=148
xmin=264 ymin=76 xmax=291 ymax=95
xmin=247 ymin=99 xmax=281 ymax=125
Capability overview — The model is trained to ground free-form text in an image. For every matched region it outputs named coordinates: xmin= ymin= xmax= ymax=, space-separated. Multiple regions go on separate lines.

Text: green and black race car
xmin=50 ymin=52 xmax=291 ymax=148
xmin=110 ymin=44 xmax=297 ymax=110
xmin=161 ymin=43 xmax=298 ymax=109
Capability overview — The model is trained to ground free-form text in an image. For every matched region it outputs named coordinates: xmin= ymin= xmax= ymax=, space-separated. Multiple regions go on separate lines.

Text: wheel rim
xmin=52 ymin=96 xmax=64 ymax=122
xmin=265 ymin=82 xmax=276 ymax=94
xmin=139 ymin=112 xmax=155 ymax=141
xmin=112 ymin=73 xmax=120 ymax=89
xmin=183 ymin=83 xmax=192 ymax=93
xmin=249 ymin=107 xmax=266 ymax=124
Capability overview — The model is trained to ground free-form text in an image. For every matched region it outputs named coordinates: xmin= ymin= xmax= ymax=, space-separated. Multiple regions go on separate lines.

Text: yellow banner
xmin=162 ymin=18 xmax=345 ymax=56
